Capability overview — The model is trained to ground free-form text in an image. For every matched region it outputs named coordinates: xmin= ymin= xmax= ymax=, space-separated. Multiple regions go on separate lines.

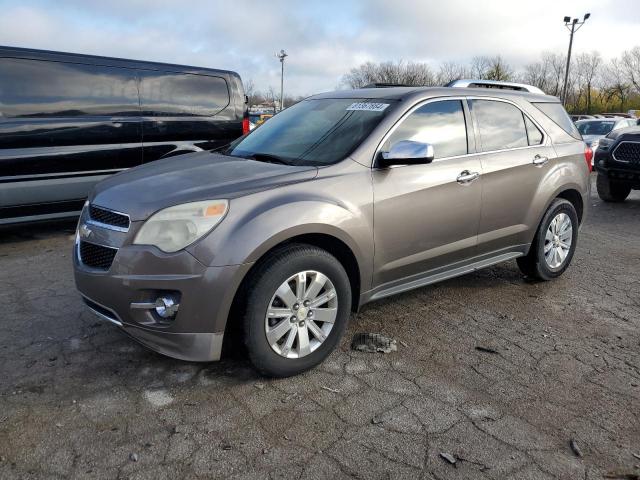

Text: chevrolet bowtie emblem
xmin=79 ymin=224 xmax=93 ymax=239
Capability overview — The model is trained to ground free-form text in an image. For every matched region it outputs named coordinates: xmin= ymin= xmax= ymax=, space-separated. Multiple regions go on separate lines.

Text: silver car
xmin=74 ymin=80 xmax=591 ymax=377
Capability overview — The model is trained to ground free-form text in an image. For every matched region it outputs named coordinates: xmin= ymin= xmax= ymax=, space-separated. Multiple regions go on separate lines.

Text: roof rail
xmin=363 ymin=83 xmax=412 ymax=88
xmin=446 ymin=79 xmax=545 ymax=95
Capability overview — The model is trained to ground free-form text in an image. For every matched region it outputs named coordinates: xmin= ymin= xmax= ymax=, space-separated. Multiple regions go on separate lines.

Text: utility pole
xmin=562 ymin=13 xmax=590 ymax=106
xmin=276 ymin=49 xmax=288 ymax=112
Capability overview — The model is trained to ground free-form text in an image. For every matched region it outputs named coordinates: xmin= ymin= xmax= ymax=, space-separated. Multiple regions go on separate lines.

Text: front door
xmin=372 ymin=98 xmax=482 ymax=289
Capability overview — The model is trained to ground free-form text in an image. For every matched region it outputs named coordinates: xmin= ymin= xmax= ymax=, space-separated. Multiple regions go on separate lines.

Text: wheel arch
xmin=233 ymin=233 xmax=362 ymax=316
xmin=556 ymin=188 xmax=584 ymax=224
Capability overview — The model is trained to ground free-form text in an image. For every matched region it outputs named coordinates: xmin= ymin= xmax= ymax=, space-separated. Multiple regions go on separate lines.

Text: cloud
xmin=0 ymin=0 xmax=638 ymax=96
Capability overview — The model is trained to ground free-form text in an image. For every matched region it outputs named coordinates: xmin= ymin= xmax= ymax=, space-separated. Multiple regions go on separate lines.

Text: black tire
xmin=243 ymin=244 xmax=351 ymax=378
xmin=597 ymin=173 xmax=631 ymax=202
xmin=517 ymin=198 xmax=579 ymax=281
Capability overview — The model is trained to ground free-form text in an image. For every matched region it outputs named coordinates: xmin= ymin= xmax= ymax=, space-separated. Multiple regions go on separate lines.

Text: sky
xmin=0 ymin=0 xmax=638 ymax=96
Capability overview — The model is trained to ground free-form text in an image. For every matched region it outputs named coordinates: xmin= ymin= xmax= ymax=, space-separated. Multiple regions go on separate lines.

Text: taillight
xmin=242 ymin=113 xmax=250 ymax=135
xmin=584 ymin=145 xmax=593 ymax=172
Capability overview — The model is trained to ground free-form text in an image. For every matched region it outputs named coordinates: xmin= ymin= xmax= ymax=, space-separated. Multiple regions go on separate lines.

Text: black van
xmin=0 ymin=46 xmax=248 ymax=224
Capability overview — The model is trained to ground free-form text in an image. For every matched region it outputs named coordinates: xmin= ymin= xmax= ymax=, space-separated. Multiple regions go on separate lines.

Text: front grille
xmin=79 ymin=241 xmax=118 ymax=271
xmin=613 ymin=142 xmax=640 ymax=165
xmin=89 ymin=205 xmax=130 ymax=230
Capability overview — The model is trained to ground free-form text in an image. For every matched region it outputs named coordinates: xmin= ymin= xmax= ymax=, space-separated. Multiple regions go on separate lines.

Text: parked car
xmin=571 ymin=114 xmax=595 ymax=122
xmin=576 ymin=118 xmax=637 ymax=165
xmin=74 ymin=80 xmax=590 ymax=377
xmin=600 ymin=112 xmax=634 ymax=118
xmin=594 ymin=126 xmax=640 ymax=202
xmin=0 ymin=46 xmax=248 ymax=225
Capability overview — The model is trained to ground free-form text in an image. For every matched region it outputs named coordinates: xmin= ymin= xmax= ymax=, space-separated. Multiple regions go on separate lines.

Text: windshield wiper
xmin=243 ymin=153 xmax=293 ymax=165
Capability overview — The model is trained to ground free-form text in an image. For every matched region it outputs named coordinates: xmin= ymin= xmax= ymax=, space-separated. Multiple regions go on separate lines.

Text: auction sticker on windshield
xmin=346 ymin=102 xmax=390 ymax=112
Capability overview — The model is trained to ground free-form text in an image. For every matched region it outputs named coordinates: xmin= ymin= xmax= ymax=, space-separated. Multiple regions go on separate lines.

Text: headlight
xmin=133 ymin=200 xmax=228 ymax=253
xmin=597 ymin=138 xmax=612 ymax=150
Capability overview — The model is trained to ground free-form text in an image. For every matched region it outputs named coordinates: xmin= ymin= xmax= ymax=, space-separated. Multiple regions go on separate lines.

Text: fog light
xmin=154 ymin=296 xmax=179 ymax=318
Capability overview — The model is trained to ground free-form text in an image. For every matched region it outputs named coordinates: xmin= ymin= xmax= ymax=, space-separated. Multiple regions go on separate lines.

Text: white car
xmin=576 ymin=118 xmax=638 ymax=166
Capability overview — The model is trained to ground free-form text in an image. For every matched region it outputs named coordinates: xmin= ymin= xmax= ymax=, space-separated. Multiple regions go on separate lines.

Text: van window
xmin=0 ymin=58 xmax=139 ymax=118
xmin=471 ymin=100 xmax=528 ymax=151
xmin=138 ymin=72 xmax=229 ymax=117
xmin=384 ymin=100 xmax=468 ymax=159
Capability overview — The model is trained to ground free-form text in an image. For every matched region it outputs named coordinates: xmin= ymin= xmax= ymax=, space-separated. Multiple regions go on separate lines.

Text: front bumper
xmin=73 ymin=219 xmax=251 ymax=362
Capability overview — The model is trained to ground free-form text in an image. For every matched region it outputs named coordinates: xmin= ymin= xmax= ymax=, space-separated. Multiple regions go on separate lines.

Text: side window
xmin=471 ymin=100 xmax=529 ymax=151
xmin=384 ymin=100 xmax=468 ymax=159
xmin=138 ymin=72 xmax=230 ymax=117
xmin=0 ymin=57 xmax=139 ymax=118
xmin=524 ymin=115 xmax=543 ymax=145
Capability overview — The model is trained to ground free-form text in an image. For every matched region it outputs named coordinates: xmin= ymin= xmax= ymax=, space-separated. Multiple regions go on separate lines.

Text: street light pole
xmin=276 ymin=49 xmax=288 ymax=112
xmin=561 ymin=13 xmax=590 ymax=106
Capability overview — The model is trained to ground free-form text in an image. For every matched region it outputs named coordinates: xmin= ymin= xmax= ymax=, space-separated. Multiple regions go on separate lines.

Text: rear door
xmin=372 ymin=98 xmax=482 ymax=288
xmin=137 ymin=70 xmax=237 ymax=162
xmin=0 ymin=56 xmax=142 ymax=219
xmin=469 ymin=98 xmax=553 ymax=255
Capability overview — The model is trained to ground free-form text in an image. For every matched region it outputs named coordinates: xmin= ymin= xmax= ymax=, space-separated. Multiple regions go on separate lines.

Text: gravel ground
xmin=1 ymin=177 xmax=639 ymax=479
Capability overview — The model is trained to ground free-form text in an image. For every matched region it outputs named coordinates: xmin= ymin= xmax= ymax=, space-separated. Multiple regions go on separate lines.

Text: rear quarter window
xmin=533 ymin=102 xmax=581 ymax=140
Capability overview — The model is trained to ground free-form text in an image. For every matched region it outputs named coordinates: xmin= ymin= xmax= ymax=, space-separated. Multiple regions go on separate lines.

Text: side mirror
xmin=378 ymin=140 xmax=434 ymax=167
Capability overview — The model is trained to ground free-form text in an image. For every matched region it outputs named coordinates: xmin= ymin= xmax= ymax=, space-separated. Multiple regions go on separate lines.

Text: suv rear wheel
xmin=597 ymin=173 xmax=631 ymax=202
xmin=243 ymin=244 xmax=351 ymax=377
xmin=517 ymin=198 xmax=579 ymax=281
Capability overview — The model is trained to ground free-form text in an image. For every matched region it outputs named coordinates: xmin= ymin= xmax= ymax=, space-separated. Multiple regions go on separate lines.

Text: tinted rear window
xmin=138 ymin=72 xmax=229 ymax=117
xmin=533 ymin=102 xmax=581 ymax=139
xmin=0 ymin=57 xmax=139 ymax=118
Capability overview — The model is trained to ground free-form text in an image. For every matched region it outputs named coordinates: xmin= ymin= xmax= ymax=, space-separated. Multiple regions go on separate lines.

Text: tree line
xmin=341 ymin=47 xmax=640 ymax=114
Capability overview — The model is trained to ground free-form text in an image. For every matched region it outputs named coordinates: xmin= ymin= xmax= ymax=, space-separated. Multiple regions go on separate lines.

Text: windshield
xmin=225 ymin=98 xmax=394 ymax=166
xmin=577 ymin=121 xmax=616 ymax=136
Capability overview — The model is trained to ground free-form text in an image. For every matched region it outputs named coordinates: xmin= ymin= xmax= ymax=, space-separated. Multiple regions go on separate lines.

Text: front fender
xmin=187 ymin=176 xmax=374 ymax=292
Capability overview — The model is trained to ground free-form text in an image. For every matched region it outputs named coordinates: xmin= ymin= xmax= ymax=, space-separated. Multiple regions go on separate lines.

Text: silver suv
xmin=74 ymin=80 xmax=591 ymax=377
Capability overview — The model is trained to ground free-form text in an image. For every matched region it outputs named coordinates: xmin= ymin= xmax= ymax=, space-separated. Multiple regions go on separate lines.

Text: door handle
xmin=533 ymin=154 xmax=549 ymax=166
xmin=456 ymin=170 xmax=480 ymax=184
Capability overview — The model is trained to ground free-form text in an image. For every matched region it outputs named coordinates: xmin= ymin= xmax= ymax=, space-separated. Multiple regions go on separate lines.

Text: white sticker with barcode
xmin=346 ymin=102 xmax=389 ymax=112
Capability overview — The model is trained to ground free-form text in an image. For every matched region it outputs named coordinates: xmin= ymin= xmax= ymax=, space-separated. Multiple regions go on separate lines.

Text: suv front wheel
xmin=517 ymin=198 xmax=579 ymax=281
xmin=597 ymin=173 xmax=631 ymax=202
xmin=243 ymin=244 xmax=352 ymax=377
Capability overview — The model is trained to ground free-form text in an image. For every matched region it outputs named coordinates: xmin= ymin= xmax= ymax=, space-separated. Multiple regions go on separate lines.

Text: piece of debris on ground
xmin=440 ymin=452 xmax=457 ymax=467
xmin=475 ymin=345 xmax=499 ymax=354
xmin=351 ymin=333 xmax=397 ymax=354
xmin=570 ymin=438 xmax=583 ymax=457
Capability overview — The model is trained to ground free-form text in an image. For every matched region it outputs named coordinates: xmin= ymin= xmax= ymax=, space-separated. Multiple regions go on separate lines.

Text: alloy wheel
xmin=264 ymin=270 xmax=338 ymax=359
xmin=544 ymin=212 xmax=573 ymax=269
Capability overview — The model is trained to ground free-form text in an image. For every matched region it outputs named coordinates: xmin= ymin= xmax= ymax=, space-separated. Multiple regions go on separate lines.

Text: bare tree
xmin=489 ymin=56 xmax=514 ymax=81
xmin=622 ymin=46 xmax=640 ymax=92
xmin=601 ymin=58 xmax=632 ymax=111
xmin=575 ymin=52 xmax=602 ymax=113
xmin=436 ymin=62 xmax=469 ymax=85
xmin=470 ymin=56 xmax=491 ymax=79
xmin=243 ymin=79 xmax=257 ymax=106
xmin=342 ymin=60 xmax=436 ymax=88
xmin=520 ymin=59 xmax=551 ymax=92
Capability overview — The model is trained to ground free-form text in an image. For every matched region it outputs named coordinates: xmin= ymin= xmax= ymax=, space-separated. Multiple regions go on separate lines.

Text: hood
xmin=607 ymin=126 xmax=640 ymax=141
xmin=90 ymin=151 xmax=318 ymax=221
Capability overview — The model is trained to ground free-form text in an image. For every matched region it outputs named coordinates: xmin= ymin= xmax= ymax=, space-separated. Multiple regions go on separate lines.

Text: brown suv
xmin=74 ymin=80 xmax=591 ymax=377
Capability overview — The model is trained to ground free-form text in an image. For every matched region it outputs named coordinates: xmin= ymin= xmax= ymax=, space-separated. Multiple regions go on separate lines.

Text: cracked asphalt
xmin=1 ymin=177 xmax=639 ymax=479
